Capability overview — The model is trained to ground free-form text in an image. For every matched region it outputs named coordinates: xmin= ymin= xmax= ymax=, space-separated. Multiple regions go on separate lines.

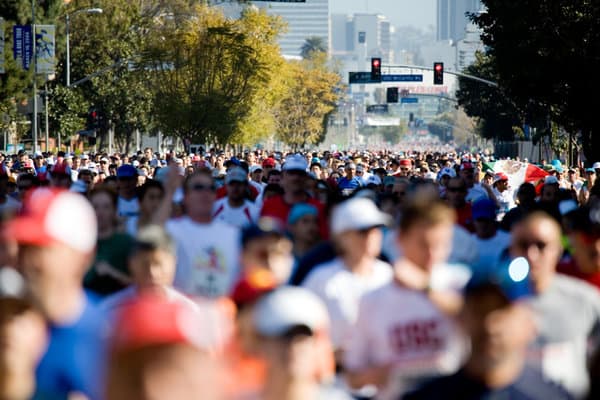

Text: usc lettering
xmin=389 ymin=319 xmax=443 ymax=353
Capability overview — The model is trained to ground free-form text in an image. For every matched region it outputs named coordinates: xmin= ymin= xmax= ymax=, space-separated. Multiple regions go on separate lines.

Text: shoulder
xmin=403 ymin=372 xmax=472 ymax=400
xmin=303 ymin=259 xmax=343 ymax=286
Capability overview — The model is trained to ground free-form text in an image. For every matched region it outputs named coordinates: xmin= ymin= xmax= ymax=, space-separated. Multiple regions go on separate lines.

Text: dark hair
xmin=263 ymin=183 xmax=284 ymax=196
xmin=268 ymin=169 xmax=282 ymax=178
xmin=137 ymin=180 xmax=165 ymax=201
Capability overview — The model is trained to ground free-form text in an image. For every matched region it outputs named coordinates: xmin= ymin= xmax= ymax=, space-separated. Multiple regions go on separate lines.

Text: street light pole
xmin=65 ymin=8 xmax=103 ymax=87
xmin=32 ymin=0 xmax=37 ymax=153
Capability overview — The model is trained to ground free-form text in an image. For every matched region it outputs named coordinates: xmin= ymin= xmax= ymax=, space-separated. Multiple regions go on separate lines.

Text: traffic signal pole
xmin=385 ymin=63 xmax=499 ymax=88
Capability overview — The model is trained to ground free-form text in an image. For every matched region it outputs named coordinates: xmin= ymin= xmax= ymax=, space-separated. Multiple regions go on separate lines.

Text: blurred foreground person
xmin=252 ymin=287 xmax=351 ymax=400
xmin=345 ymin=192 xmax=468 ymax=399
xmin=510 ymin=212 xmax=600 ymax=398
xmin=302 ymin=197 xmax=392 ymax=352
xmin=8 ymin=189 xmax=107 ymax=399
xmin=0 ymin=268 xmax=47 ymax=400
xmin=404 ymin=259 xmax=572 ymax=400
xmin=106 ymin=293 xmax=225 ymax=400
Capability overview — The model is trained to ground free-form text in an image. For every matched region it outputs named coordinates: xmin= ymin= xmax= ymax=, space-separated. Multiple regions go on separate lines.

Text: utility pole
xmin=31 ymin=0 xmax=38 ymax=153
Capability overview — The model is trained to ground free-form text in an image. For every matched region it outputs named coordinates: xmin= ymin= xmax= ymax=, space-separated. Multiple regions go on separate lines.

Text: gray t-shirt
xmin=528 ymin=274 xmax=600 ymax=398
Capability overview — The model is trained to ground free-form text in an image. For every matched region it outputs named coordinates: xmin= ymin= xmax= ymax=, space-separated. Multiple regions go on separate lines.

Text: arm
xmin=151 ymin=164 xmax=183 ymax=226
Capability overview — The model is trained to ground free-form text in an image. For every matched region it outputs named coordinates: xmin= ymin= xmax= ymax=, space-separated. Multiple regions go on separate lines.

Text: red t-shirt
xmin=557 ymin=256 xmax=600 ymax=291
xmin=455 ymin=203 xmax=474 ymax=233
xmin=260 ymin=195 xmax=328 ymax=239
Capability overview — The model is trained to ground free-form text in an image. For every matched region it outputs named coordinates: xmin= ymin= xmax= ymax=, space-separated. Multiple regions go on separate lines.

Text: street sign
xmin=401 ymin=97 xmax=419 ymax=104
xmin=366 ymin=104 xmax=388 ymax=114
xmin=382 ymin=74 xmax=423 ymax=82
xmin=349 ymin=72 xmax=379 ymax=84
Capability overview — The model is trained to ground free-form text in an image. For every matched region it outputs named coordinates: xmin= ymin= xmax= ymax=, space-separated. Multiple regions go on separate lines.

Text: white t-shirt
xmin=117 ymin=196 xmax=139 ymax=218
xmin=344 ymin=282 xmax=466 ymax=399
xmin=301 ymin=258 xmax=393 ymax=349
xmin=471 ymin=230 xmax=511 ymax=272
xmin=166 ymin=217 xmax=241 ymax=298
xmin=493 ymin=187 xmax=516 ymax=221
xmin=212 ymin=198 xmax=258 ymax=228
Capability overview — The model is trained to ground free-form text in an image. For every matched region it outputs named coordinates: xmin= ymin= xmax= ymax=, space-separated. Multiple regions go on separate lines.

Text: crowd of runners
xmin=1 ymin=147 xmax=600 ymax=399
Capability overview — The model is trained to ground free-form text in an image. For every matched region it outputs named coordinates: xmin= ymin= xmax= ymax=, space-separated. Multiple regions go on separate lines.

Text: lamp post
xmin=65 ymin=8 xmax=103 ymax=87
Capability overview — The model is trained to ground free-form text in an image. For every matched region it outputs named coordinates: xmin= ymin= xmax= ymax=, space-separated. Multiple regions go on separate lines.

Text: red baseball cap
xmin=262 ymin=158 xmax=276 ymax=168
xmin=399 ymin=159 xmax=412 ymax=167
xmin=111 ymin=293 xmax=206 ymax=353
xmin=6 ymin=188 xmax=97 ymax=252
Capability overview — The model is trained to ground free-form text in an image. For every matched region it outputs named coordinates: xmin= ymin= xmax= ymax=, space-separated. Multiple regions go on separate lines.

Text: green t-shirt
xmin=84 ymin=232 xmax=135 ymax=296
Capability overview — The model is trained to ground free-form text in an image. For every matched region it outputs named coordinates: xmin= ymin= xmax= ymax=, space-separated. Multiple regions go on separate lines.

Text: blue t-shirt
xmin=33 ymin=293 xmax=109 ymax=400
xmin=338 ymin=176 xmax=362 ymax=191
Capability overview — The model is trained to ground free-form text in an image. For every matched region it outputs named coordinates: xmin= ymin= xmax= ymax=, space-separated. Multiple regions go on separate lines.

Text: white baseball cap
xmin=544 ymin=175 xmax=559 ymax=185
xmin=253 ymin=286 xmax=329 ymax=337
xmin=331 ymin=197 xmax=392 ymax=235
xmin=366 ymin=175 xmax=382 ymax=186
xmin=282 ymin=154 xmax=308 ymax=172
xmin=593 ymin=162 xmax=600 ymax=170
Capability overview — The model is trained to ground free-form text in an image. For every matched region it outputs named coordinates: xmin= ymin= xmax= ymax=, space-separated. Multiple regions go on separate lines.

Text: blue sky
xmin=330 ymin=0 xmax=436 ymax=30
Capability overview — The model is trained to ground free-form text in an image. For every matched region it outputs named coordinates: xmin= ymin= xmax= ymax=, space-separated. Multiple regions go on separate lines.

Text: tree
xmin=456 ymin=52 xmax=523 ymax=141
xmin=141 ymin=4 xmax=286 ymax=146
xmin=473 ymin=0 xmax=600 ymax=161
xmin=272 ymin=53 xmax=341 ymax=149
xmin=300 ymin=36 xmax=326 ymax=59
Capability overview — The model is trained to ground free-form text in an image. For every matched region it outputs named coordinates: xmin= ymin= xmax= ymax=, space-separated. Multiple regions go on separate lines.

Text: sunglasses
xmin=447 ymin=187 xmax=466 ymax=193
xmin=189 ymin=183 xmax=216 ymax=192
xmin=514 ymin=239 xmax=549 ymax=252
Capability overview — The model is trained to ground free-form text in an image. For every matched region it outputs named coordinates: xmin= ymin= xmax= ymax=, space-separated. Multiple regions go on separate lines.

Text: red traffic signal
xmin=433 ymin=62 xmax=444 ymax=85
xmin=371 ymin=58 xmax=382 ymax=81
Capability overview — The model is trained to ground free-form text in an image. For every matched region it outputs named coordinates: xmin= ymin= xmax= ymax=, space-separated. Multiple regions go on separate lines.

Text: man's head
xmin=240 ymin=218 xmax=293 ymax=285
xmin=183 ymin=171 xmax=216 ymax=220
xmin=128 ymin=226 xmax=176 ymax=291
xmin=398 ymin=190 xmax=456 ymax=271
xmin=7 ymin=189 xmax=97 ymax=322
xmin=509 ymin=212 xmax=563 ymax=293
xmin=459 ymin=162 xmax=475 ymax=188
xmin=288 ymin=203 xmax=320 ymax=248
xmin=567 ymin=205 xmax=600 ymax=275
xmin=281 ymin=155 xmax=308 ymax=195
xmin=472 ymin=198 xmax=498 ymax=239
xmin=116 ymin=164 xmax=138 ymax=199
xmin=138 ymin=180 xmax=165 ymax=217
xmin=493 ymin=173 xmax=509 ymax=193
xmin=107 ymin=294 xmax=222 ymax=400
xmin=540 ymin=176 xmax=560 ymax=204
xmin=225 ymin=167 xmax=248 ymax=203
xmin=331 ymin=197 xmax=391 ymax=262
xmin=250 ymin=165 xmax=263 ymax=183
xmin=445 ymin=177 xmax=468 ymax=208
xmin=253 ymin=287 xmax=333 ymax=383
xmin=461 ymin=263 xmax=535 ymax=369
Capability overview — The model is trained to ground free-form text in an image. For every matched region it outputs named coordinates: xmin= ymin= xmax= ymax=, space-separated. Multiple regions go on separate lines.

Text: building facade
xmin=437 ymin=0 xmax=483 ymax=42
xmin=255 ymin=0 xmax=330 ymax=57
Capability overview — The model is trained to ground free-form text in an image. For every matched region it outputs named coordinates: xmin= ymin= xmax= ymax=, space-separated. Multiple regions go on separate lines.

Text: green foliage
xmin=272 ymin=53 xmax=342 ymax=149
xmin=300 ymin=36 xmax=327 ymax=59
xmin=456 ymin=52 xmax=522 ymax=141
xmin=142 ymin=4 xmax=285 ymax=146
xmin=475 ymin=0 xmax=600 ymax=160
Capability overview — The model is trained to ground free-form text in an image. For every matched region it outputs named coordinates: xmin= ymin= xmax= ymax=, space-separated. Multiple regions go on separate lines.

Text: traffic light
xmin=87 ymin=107 xmax=99 ymax=130
xmin=386 ymin=87 xmax=399 ymax=103
xmin=433 ymin=62 xmax=444 ymax=85
xmin=371 ymin=57 xmax=381 ymax=81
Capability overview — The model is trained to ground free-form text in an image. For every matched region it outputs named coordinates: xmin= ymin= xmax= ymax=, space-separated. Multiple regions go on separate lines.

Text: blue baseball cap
xmin=117 ymin=164 xmax=138 ymax=178
xmin=288 ymin=203 xmax=318 ymax=225
xmin=241 ymin=217 xmax=286 ymax=248
xmin=472 ymin=198 xmax=497 ymax=221
xmin=465 ymin=256 xmax=532 ymax=302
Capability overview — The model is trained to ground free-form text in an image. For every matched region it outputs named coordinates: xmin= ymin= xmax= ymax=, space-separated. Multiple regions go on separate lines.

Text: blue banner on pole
xmin=382 ymin=74 xmax=423 ymax=82
xmin=13 ymin=25 xmax=33 ymax=70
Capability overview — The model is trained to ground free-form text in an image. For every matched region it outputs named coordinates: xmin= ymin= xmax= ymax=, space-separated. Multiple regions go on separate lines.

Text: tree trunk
xmin=581 ymin=129 xmax=598 ymax=165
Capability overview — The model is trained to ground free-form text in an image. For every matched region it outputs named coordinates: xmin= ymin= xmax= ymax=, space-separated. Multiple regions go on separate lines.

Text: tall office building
xmin=437 ymin=0 xmax=483 ymax=42
xmin=331 ymin=14 xmax=393 ymax=63
xmin=255 ymin=0 xmax=330 ymax=57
